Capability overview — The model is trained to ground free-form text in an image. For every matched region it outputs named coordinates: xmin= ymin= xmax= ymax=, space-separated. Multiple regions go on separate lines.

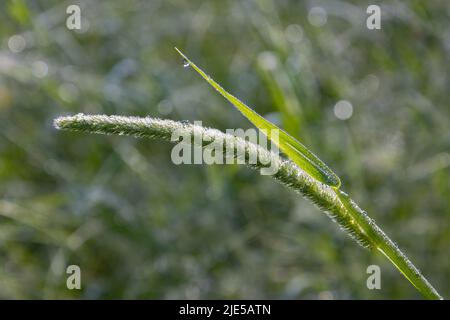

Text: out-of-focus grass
xmin=0 ymin=0 xmax=449 ymax=299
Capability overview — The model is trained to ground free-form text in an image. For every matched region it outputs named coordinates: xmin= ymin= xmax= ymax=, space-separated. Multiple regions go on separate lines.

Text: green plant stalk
xmin=335 ymin=190 xmax=442 ymax=300
xmin=54 ymin=114 xmax=442 ymax=299
xmin=174 ymin=48 xmax=442 ymax=299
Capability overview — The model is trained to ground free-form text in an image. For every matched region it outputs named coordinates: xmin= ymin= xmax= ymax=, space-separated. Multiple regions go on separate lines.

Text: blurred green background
xmin=0 ymin=0 xmax=449 ymax=299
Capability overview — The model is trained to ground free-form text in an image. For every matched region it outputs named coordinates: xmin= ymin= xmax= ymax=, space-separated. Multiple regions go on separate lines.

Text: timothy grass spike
xmin=54 ymin=113 xmax=442 ymax=299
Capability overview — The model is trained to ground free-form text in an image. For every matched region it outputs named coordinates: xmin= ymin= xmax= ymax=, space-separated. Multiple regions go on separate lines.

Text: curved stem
xmin=54 ymin=114 xmax=443 ymax=299
xmin=335 ymin=190 xmax=442 ymax=300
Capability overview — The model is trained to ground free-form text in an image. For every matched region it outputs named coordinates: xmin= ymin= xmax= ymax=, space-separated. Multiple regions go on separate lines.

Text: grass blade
xmin=175 ymin=47 xmax=341 ymax=188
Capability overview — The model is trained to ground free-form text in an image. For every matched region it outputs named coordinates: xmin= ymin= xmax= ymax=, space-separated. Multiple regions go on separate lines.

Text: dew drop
xmin=182 ymin=59 xmax=190 ymax=68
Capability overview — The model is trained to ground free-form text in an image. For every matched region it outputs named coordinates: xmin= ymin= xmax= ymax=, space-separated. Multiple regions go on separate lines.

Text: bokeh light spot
xmin=334 ymin=100 xmax=353 ymax=120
